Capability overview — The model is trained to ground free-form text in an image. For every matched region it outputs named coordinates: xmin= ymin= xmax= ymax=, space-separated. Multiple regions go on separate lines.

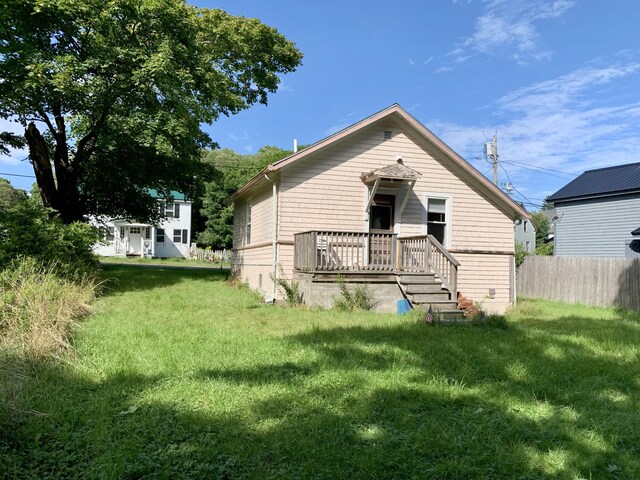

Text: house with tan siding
xmin=229 ymin=104 xmax=529 ymax=314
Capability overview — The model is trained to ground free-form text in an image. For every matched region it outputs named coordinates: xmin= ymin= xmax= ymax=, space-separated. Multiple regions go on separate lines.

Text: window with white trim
xmin=129 ymin=226 xmax=142 ymax=234
xmin=173 ymin=229 xmax=188 ymax=244
xmin=425 ymin=196 xmax=450 ymax=247
xmin=164 ymin=202 xmax=180 ymax=218
xmin=156 ymin=228 xmax=165 ymax=243
xmin=246 ymin=203 xmax=252 ymax=245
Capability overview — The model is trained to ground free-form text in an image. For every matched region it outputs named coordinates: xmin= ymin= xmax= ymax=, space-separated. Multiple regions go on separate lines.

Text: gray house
xmin=548 ymin=162 xmax=640 ymax=258
xmin=514 ymin=218 xmax=536 ymax=254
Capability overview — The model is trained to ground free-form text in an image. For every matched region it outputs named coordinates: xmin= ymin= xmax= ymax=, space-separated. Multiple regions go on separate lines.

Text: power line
xmin=0 ymin=172 xmax=35 ymax=178
xmin=499 ymin=163 xmax=544 ymax=210
xmin=501 ymin=159 xmax=578 ymax=178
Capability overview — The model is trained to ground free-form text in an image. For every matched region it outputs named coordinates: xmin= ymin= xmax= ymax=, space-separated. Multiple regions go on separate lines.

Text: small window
xmin=165 ymin=202 xmax=175 ymax=218
xmin=246 ymin=203 xmax=252 ymax=245
xmin=119 ymin=226 xmax=125 ymax=239
xmin=156 ymin=228 xmax=165 ymax=243
xmin=130 ymin=226 xmax=141 ymax=234
xmin=426 ymin=197 xmax=448 ymax=246
xmin=524 ymin=220 xmax=528 ymax=232
xmin=173 ymin=229 xmax=182 ymax=243
xmin=145 ymin=227 xmax=151 ymax=240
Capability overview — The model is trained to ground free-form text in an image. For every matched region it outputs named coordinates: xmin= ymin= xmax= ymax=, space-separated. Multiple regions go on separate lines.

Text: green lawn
xmin=2 ymin=264 xmax=639 ymax=479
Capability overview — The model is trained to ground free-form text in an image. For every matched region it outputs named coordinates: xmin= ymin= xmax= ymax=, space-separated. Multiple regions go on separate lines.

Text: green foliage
xmin=273 ymin=270 xmax=303 ymax=306
xmin=198 ymin=146 xmax=294 ymax=248
xmin=0 ymin=0 xmax=302 ymax=223
xmin=0 ymin=179 xmax=27 ymax=209
xmin=530 ymin=211 xmax=551 ymax=247
xmin=0 ymin=257 xmax=96 ymax=359
xmin=535 ymin=240 xmax=554 ymax=256
xmin=515 ymin=241 xmax=529 ymax=267
xmin=333 ymin=276 xmax=376 ymax=311
xmin=0 ymin=199 xmax=99 ymax=279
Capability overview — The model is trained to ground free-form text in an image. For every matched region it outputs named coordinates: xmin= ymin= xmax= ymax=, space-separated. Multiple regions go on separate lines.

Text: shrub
xmin=273 ymin=273 xmax=303 ymax=307
xmin=333 ymin=276 xmax=375 ymax=311
xmin=0 ymin=257 xmax=97 ymax=359
xmin=515 ymin=241 xmax=529 ymax=268
xmin=0 ymin=200 xmax=100 ymax=280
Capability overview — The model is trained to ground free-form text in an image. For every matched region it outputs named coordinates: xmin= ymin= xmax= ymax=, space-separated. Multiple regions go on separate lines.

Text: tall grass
xmin=0 ymin=257 xmax=96 ymax=359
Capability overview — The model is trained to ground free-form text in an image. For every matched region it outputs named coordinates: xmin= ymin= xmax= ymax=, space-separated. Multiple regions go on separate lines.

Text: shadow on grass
xmin=97 ymin=263 xmax=229 ymax=296
xmin=2 ymin=313 xmax=639 ymax=478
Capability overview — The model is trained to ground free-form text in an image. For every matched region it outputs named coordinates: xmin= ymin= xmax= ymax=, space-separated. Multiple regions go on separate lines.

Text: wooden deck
xmin=293 ymin=231 xmax=459 ymax=297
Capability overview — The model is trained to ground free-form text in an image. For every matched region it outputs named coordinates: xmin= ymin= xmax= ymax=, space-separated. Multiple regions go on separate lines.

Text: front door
xmin=128 ymin=227 xmax=143 ymax=254
xmin=369 ymin=194 xmax=395 ymax=267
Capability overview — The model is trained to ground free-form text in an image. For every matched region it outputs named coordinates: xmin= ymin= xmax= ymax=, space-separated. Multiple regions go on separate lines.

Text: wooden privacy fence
xmin=517 ymin=256 xmax=640 ymax=311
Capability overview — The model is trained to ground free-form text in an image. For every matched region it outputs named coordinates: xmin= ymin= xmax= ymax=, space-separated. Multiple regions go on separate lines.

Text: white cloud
xmin=426 ymin=61 xmax=640 ymax=205
xmin=229 ymin=131 xmax=250 ymax=142
xmin=409 ymin=58 xmax=416 ymax=66
xmin=450 ymin=0 xmax=575 ymax=65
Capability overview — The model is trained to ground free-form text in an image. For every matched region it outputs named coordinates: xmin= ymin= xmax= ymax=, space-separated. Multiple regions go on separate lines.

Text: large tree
xmin=0 ymin=0 xmax=302 ymax=223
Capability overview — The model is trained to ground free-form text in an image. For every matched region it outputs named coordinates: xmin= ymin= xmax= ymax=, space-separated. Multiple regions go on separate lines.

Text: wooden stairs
xmin=397 ymin=272 xmax=465 ymax=320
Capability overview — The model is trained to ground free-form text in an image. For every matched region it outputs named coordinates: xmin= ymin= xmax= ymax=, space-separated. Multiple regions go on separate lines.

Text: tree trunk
xmin=25 ymin=123 xmax=59 ymax=210
xmin=24 ymin=122 xmax=84 ymax=223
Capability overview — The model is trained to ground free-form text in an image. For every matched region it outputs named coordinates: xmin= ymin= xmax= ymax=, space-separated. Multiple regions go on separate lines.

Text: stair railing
xmin=398 ymin=235 xmax=459 ymax=298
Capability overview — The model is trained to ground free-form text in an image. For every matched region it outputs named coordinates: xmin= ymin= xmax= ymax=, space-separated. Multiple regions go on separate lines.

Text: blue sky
xmin=2 ymin=0 xmax=640 ymax=210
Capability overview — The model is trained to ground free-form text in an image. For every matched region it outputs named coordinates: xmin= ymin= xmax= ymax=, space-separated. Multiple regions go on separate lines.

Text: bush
xmin=333 ymin=276 xmax=376 ymax=311
xmin=0 ymin=257 xmax=97 ymax=359
xmin=273 ymin=273 xmax=303 ymax=307
xmin=0 ymin=200 xmax=100 ymax=279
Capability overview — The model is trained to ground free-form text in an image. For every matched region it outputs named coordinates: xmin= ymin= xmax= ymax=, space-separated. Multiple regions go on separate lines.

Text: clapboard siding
xmin=280 ymin=121 xmax=514 ymax=252
xmin=555 ymin=193 xmax=640 ymax=257
xmin=232 ymin=182 xmax=273 ymax=249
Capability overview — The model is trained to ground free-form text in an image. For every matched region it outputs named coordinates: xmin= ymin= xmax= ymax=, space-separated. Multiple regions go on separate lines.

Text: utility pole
xmin=492 ymin=131 xmax=498 ymax=185
xmin=484 ymin=131 xmax=499 ymax=185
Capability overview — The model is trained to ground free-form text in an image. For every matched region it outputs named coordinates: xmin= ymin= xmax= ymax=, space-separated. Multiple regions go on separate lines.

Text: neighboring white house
xmin=92 ymin=191 xmax=192 ymax=258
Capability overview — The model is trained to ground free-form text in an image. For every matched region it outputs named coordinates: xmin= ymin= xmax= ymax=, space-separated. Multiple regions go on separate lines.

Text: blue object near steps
xmin=397 ymin=299 xmax=411 ymax=315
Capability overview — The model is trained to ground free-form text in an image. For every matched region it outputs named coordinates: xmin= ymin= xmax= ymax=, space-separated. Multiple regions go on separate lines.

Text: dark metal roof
xmin=548 ymin=162 xmax=640 ymax=202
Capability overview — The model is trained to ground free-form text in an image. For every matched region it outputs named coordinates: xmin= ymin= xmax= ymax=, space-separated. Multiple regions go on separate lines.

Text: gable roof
xmin=548 ymin=162 xmax=640 ymax=202
xmin=228 ymin=104 xmax=528 ymax=219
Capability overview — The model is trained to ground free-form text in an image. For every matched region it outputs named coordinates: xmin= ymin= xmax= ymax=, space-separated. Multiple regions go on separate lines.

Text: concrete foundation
xmin=294 ymin=272 xmax=406 ymax=313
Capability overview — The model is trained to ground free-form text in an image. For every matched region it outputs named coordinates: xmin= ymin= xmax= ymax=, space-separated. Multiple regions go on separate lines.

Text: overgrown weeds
xmin=333 ymin=276 xmax=375 ymax=311
xmin=0 ymin=257 xmax=97 ymax=359
xmin=273 ymin=268 xmax=303 ymax=306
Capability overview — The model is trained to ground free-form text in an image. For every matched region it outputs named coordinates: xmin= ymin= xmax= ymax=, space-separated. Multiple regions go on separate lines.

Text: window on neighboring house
xmin=246 ymin=203 xmax=252 ymax=245
xmin=129 ymin=226 xmax=142 ymax=234
xmin=145 ymin=227 xmax=151 ymax=239
xmin=119 ymin=226 xmax=125 ymax=239
xmin=426 ymin=197 xmax=449 ymax=246
xmin=173 ymin=229 xmax=188 ymax=244
xmin=156 ymin=228 xmax=165 ymax=243
xmin=164 ymin=202 xmax=180 ymax=218
xmin=524 ymin=220 xmax=528 ymax=232
xmin=101 ymin=226 xmax=114 ymax=242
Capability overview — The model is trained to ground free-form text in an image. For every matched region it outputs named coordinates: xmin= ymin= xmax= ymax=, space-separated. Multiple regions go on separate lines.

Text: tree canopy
xmin=0 ymin=0 xmax=302 ymax=223
xmin=198 ymin=146 xmax=294 ymax=248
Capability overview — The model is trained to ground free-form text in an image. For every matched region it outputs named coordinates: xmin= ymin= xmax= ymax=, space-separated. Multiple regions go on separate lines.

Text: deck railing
xmin=294 ymin=231 xmax=459 ymax=296
xmin=294 ymin=231 xmax=397 ymax=272
xmin=397 ymin=234 xmax=460 ymax=295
